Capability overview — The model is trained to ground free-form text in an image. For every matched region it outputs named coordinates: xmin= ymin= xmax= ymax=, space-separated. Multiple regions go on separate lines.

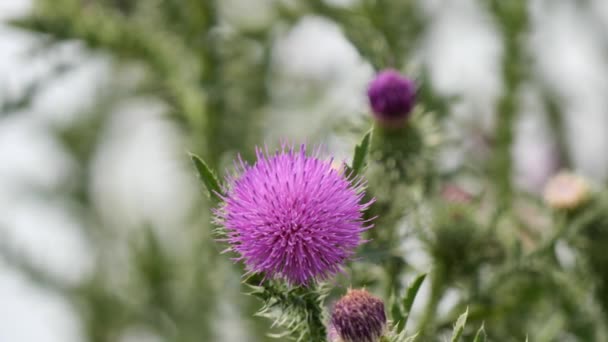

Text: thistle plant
xmin=3 ymin=1 xmax=608 ymax=342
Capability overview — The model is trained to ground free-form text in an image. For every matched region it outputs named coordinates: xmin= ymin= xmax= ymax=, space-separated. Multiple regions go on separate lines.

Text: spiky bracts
xmin=246 ymin=275 xmax=329 ymax=341
xmin=215 ymin=144 xmax=374 ymax=285
xmin=330 ymin=289 xmax=387 ymax=342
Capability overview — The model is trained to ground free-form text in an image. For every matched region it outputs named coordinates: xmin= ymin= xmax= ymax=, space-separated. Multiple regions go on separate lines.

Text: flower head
xmin=330 ymin=289 xmax=387 ymax=342
xmin=367 ymin=69 xmax=416 ymax=123
xmin=215 ymin=144 xmax=373 ymax=285
xmin=543 ymin=171 xmax=590 ymax=210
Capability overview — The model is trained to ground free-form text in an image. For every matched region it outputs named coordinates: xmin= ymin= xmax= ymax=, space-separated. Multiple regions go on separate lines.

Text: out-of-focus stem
xmin=488 ymin=0 xmax=529 ymax=210
xmin=385 ymin=254 xmax=406 ymax=299
xmin=544 ymin=93 xmax=572 ymax=169
xmin=416 ymin=264 xmax=445 ymax=334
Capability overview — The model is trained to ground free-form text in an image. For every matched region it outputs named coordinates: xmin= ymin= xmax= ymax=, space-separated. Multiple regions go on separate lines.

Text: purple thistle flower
xmin=215 ymin=144 xmax=374 ymax=285
xmin=367 ymin=69 xmax=416 ymax=123
xmin=330 ymin=289 xmax=387 ymax=342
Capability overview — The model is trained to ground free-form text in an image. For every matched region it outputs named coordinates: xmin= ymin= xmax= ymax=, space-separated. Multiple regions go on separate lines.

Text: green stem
xmin=416 ymin=265 xmax=445 ymax=334
xmin=544 ymin=93 xmax=572 ymax=168
xmin=385 ymin=254 xmax=406 ymax=299
xmin=307 ymin=292 xmax=328 ymax=341
xmin=487 ymin=0 xmax=529 ymax=209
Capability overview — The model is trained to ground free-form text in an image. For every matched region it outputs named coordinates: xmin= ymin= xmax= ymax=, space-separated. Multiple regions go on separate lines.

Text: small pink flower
xmin=543 ymin=171 xmax=590 ymax=210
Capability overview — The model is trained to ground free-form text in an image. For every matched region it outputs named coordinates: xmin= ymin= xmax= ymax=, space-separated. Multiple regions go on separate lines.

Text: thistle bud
xmin=330 ymin=289 xmax=387 ymax=342
xmin=543 ymin=171 xmax=590 ymax=210
xmin=367 ymin=69 xmax=416 ymax=124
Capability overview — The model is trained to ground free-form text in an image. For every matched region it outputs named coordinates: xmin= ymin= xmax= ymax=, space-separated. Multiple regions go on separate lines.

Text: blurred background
xmin=1 ymin=0 xmax=608 ymax=341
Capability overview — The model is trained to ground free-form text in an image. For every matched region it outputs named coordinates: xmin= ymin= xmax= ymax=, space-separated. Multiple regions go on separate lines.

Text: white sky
xmin=0 ymin=2 xmax=83 ymax=341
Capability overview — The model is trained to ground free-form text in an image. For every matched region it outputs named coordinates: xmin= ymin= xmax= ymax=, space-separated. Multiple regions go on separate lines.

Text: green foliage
xmin=350 ymin=129 xmax=373 ymax=177
xmin=450 ymin=308 xmax=468 ymax=342
xmin=370 ymin=108 xmax=441 ymax=184
xmin=303 ymin=0 xmax=426 ymax=69
xmin=3 ymin=0 xmax=608 ymax=342
xmin=190 ymin=153 xmax=223 ymax=201
xmin=392 ymin=273 xmax=427 ymax=333
xmin=473 ymin=324 xmax=487 ymax=342
xmin=245 ymin=275 xmax=328 ymax=341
